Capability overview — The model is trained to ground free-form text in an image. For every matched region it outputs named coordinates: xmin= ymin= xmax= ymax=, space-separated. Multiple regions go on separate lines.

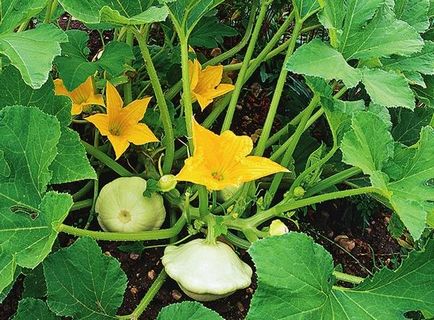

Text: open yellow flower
xmin=189 ymin=59 xmax=234 ymax=111
xmin=54 ymin=76 xmax=105 ymax=115
xmin=85 ymin=81 xmax=158 ymax=160
xmin=176 ymin=118 xmax=289 ymax=190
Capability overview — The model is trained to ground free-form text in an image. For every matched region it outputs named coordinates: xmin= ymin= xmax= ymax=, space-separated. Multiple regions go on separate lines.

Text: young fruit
xmin=218 ymin=184 xmax=242 ymax=202
xmin=162 ymin=239 xmax=252 ymax=301
xmin=158 ymin=174 xmax=177 ymax=192
xmin=269 ymin=219 xmax=289 ymax=236
xmin=96 ymin=177 xmax=166 ymax=232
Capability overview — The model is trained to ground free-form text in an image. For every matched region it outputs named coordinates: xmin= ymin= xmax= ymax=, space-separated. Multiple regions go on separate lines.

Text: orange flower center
xmin=211 ymin=171 xmax=224 ymax=181
xmin=109 ymin=123 xmax=122 ymax=136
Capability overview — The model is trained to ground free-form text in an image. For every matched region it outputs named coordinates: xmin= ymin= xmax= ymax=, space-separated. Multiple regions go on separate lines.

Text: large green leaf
xmin=55 ymin=30 xmax=133 ymax=91
xmin=382 ymin=41 xmax=434 ymax=76
xmin=161 ymin=0 xmax=223 ymax=35
xmin=394 ymin=0 xmax=430 ymax=33
xmin=0 ymin=0 xmax=49 ymax=34
xmin=414 ymin=75 xmax=434 ymax=107
xmin=286 ymin=39 xmax=361 ymax=88
xmin=157 ymin=302 xmax=223 ymax=320
xmin=247 ymin=232 xmax=434 ymax=319
xmin=57 ymin=0 xmax=168 ymax=25
xmin=0 ymin=106 xmax=73 ymax=294
xmin=189 ymin=16 xmax=238 ymax=48
xmin=0 ymin=24 xmax=68 ymax=89
xmin=361 ymin=68 xmax=415 ymax=109
xmin=341 ymin=111 xmax=394 ymax=175
xmin=12 ymin=298 xmax=58 ymax=320
xmin=0 ymin=66 xmax=96 ymax=184
xmin=293 ymin=0 xmax=320 ymax=20
xmin=391 ymin=107 xmax=434 ymax=145
xmin=341 ymin=9 xmax=423 ymax=60
xmin=381 ymin=127 xmax=434 ymax=239
xmin=44 ymin=237 xmax=127 ymax=320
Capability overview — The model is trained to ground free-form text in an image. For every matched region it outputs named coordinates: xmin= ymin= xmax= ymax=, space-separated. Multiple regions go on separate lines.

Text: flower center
xmin=118 ymin=209 xmax=131 ymax=224
xmin=211 ymin=171 xmax=224 ymax=181
xmin=109 ymin=123 xmax=122 ymax=136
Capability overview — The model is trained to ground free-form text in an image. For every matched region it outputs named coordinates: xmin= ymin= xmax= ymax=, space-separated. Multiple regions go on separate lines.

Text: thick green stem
xmin=70 ymin=199 xmax=93 ymax=212
xmin=221 ymin=1 xmax=270 ymax=131
xmin=333 ymin=271 xmax=364 ymax=284
xmin=267 ymin=95 xmax=320 ymax=200
xmin=254 ymin=20 xmax=304 ymax=157
xmin=43 ymin=0 xmax=58 ymax=24
xmin=58 ymin=216 xmax=186 ymax=241
xmin=118 ymin=270 xmax=167 ymax=319
xmin=82 ymin=141 xmax=132 ymax=177
xmin=123 ymin=30 xmax=134 ymax=105
xmin=72 ymin=181 xmax=94 ymax=201
xmin=305 ymin=167 xmax=363 ymax=197
xmin=180 ymin=39 xmax=194 ymax=150
xmin=134 ymin=28 xmax=175 ymax=173
xmin=198 ymin=186 xmax=209 ymax=218
xmin=244 ymin=186 xmax=379 ymax=227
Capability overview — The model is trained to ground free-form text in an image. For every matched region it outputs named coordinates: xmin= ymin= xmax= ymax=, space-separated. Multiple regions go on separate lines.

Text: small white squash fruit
xmin=162 ymin=239 xmax=252 ymax=301
xmin=96 ymin=177 xmax=166 ymax=232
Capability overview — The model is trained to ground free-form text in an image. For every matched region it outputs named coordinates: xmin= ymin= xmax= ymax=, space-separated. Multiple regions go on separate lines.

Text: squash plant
xmin=0 ymin=0 xmax=434 ymax=319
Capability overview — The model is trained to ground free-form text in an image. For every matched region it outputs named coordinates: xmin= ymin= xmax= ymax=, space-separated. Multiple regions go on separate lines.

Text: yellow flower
xmin=54 ymin=76 xmax=105 ymax=115
xmin=85 ymin=81 xmax=158 ymax=160
xmin=189 ymin=59 xmax=234 ymax=111
xmin=176 ymin=118 xmax=289 ymax=190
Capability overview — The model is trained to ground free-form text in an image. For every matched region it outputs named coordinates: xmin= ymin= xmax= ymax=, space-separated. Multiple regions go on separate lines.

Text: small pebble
xmin=171 ymin=289 xmax=182 ymax=301
xmin=246 ymin=287 xmax=254 ymax=295
xmin=129 ymin=253 xmax=140 ymax=260
xmin=104 ymin=251 xmax=111 ymax=257
xmin=130 ymin=287 xmax=138 ymax=295
xmin=147 ymin=270 xmax=156 ymax=280
xmin=237 ymin=302 xmax=245 ymax=312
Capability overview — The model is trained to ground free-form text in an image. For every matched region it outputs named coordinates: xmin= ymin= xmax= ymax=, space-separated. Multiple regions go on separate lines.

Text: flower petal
xmin=125 ymin=123 xmax=159 ymax=145
xmin=176 ymin=156 xmax=223 ymax=190
xmin=71 ymin=103 xmax=84 ymax=115
xmin=106 ymin=81 xmax=123 ymax=119
xmin=218 ymin=130 xmax=253 ymax=174
xmin=120 ymin=97 xmax=151 ymax=126
xmin=85 ymin=113 xmax=110 ymax=136
xmin=189 ymin=59 xmax=201 ymax=91
xmin=198 ymin=65 xmax=223 ymax=89
xmin=54 ymin=79 xmax=69 ymax=96
xmin=226 ymin=156 xmax=289 ymax=185
xmin=213 ymin=83 xmax=235 ymax=98
xmin=107 ymin=134 xmax=130 ymax=160
xmin=195 ymin=93 xmax=214 ymax=111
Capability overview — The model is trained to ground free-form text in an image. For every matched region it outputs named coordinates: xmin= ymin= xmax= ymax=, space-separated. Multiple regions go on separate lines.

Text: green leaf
xmin=0 ymin=24 xmax=68 ymax=89
xmin=0 ymin=106 xmax=73 ymax=293
xmin=57 ymin=0 xmax=168 ymax=25
xmin=0 ymin=65 xmax=71 ymax=126
xmin=414 ymin=75 xmax=434 ymax=107
xmin=381 ymin=127 xmax=434 ymax=239
xmin=157 ymin=302 xmax=223 ymax=320
xmin=286 ymin=39 xmax=361 ymax=88
xmin=190 ymin=15 xmax=237 ymax=48
xmin=394 ymin=0 xmax=430 ymax=33
xmin=391 ymin=107 xmax=434 ymax=145
xmin=0 ymin=0 xmax=49 ymax=34
xmin=161 ymin=0 xmax=223 ymax=35
xmin=247 ymin=232 xmax=434 ymax=319
xmin=22 ymin=265 xmax=47 ymax=299
xmin=0 ymin=150 xmax=11 ymax=177
xmin=362 ymin=68 xmax=415 ymax=109
xmin=318 ymin=0 xmax=345 ymax=31
xmin=50 ymin=128 xmax=96 ymax=184
xmin=55 ymin=30 xmax=133 ymax=91
xmin=12 ymin=298 xmax=58 ymax=320
xmin=382 ymin=41 xmax=434 ymax=76
xmin=322 ymin=97 xmax=365 ymax=142
xmin=0 ymin=66 xmax=95 ymax=184
xmin=44 ymin=237 xmax=128 ymax=320
xmin=341 ymin=111 xmax=394 ymax=175
xmin=293 ymin=0 xmax=320 ymax=20
xmin=343 ymin=11 xmax=423 ymax=60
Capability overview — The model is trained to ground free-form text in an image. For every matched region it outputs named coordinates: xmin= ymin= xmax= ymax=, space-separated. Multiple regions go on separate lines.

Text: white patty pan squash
xmin=162 ymin=239 xmax=253 ymax=301
xmin=95 ymin=177 xmax=166 ymax=233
